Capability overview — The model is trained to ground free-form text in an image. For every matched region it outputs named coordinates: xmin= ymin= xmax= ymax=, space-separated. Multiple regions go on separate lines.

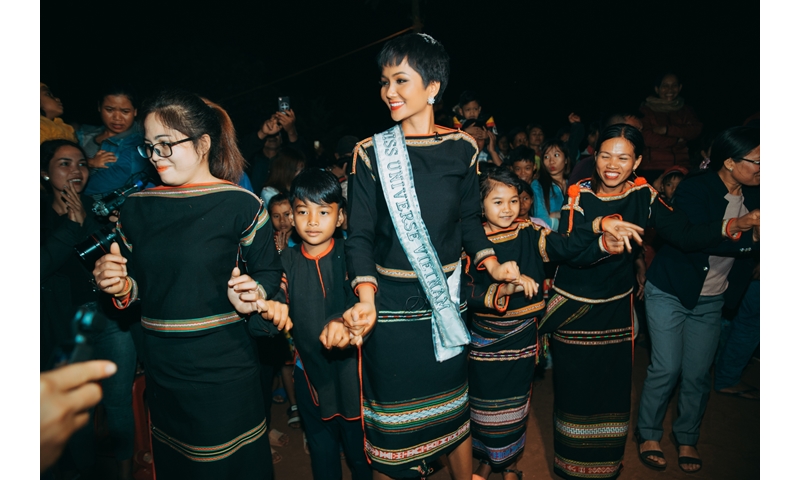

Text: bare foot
xmin=474 ymin=461 xmax=492 ymax=480
xmin=678 ymin=445 xmax=701 ymax=472
xmin=640 ymin=440 xmax=667 ymax=467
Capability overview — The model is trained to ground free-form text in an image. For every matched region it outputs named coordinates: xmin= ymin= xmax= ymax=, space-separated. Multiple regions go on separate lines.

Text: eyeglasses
xmin=137 ymin=137 xmax=194 ymax=159
xmin=736 ymin=157 xmax=760 ymax=165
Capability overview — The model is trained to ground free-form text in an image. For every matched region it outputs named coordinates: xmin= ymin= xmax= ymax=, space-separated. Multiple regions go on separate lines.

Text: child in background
xmin=261 ymin=169 xmax=371 ymax=480
xmin=40 ymin=82 xmax=77 ymax=144
xmin=465 ymin=165 xmax=641 ymax=479
xmin=453 ymin=90 xmax=498 ymax=135
xmin=462 ymin=118 xmax=502 ymax=166
xmin=508 ymin=146 xmax=539 ymax=185
xmin=653 ymin=165 xmax=688 ymax=203
xmin=268 ymin=193 xmax=297 ymax=254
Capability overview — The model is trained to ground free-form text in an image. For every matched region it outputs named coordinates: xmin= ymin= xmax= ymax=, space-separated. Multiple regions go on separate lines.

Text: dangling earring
xmin=42 ymin=175 xmax=50 ymax=182
xmin=427 ymin=96 xmax=435 ymax=105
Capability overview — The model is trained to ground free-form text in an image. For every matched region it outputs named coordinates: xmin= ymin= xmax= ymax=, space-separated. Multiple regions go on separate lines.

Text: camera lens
xmin=74 ymin=227 xmax=119 ymax=269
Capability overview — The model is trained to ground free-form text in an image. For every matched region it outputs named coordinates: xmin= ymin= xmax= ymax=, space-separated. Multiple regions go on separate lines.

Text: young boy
xmin=267 ymin=169 xmax=370 ymax=480
xmin=508 ymin=145 xmax=539 ymax=185
xmin=452 ymin=90 xmax=497 ymax=135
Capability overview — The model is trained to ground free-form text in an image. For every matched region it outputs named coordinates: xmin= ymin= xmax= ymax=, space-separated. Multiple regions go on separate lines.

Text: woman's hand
xmin=256 ymin=299 xmax=292 ymax=331
xmin=343 ymin=301 xmax=377 ymax=347
xmin=732 ymin=209 xmax=760 ymax=233
xmin=227 ymin=267 xmax=263 ymax=314
xmin=601 ymin=217 xmax=644 ymax=252
xmin=62 ymin=182 xmax=86 ymax=226
xmin=259 ymin=117 xmax=281 ymax=139
xmin=93 ymin=242 xmax=128 ymax=294
xmin=320 ymin=319 xmax=351 ymax=349
xmin=509 ymin=274 xmax=538 ymax=300
xmin=275 ymin=109 xmax=298 ymax=140
xmin=40 ymin=361 xmax=117 ymax=472
xmin=88 ymin=150 xmax=117 ymax=169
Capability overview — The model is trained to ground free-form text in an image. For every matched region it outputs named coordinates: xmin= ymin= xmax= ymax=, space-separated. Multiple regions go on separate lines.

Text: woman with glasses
xmin=92 ymin=89 xmax=288 ymax=479
xmin=634 ymin=126 xmax=760 ymax=474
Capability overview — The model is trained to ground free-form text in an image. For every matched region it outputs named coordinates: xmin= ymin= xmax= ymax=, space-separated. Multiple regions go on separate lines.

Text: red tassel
xmin=634 ymin=177 xmax=648 ymax=186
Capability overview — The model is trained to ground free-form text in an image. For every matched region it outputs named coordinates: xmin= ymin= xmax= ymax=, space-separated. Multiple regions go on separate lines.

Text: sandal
xmin=268 ymin=428 xmax=289 ymax=447
xmin=634 ymin=431 xmax=667 ymax=471
xmin=503 ymin=468 xmax=523 ymax=479
xmin=670 ymin=432 xmax=702 ymax=474
xmin=271 ymin=447 xmax=282 ymax=464
xmin=288 ymin=404 xmax=302 ymax=429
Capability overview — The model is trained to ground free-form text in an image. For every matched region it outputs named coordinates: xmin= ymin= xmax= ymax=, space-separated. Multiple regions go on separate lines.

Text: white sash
xmin=373 ymin=125 xmax=470 ymax=362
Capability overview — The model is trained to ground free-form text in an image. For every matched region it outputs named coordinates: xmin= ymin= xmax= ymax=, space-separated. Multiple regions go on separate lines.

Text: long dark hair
xmin=537 ymin=139 xmax=571 ymax=213
xmin=591 ymin=124 xmax=644 ymax=193
xmin=139 ymin=89 xmax=244 ymax=183
xmin=40 ymin=139 xmax=87 ymax=195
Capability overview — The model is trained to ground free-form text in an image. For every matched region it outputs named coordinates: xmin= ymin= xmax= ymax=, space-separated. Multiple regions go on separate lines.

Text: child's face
xmin=270 ymin=200 xmax=294 ymax=234
xmin=483 ymin=181 xmax=520 ymax=231
xmin=662 ymin=176 xmax=682 ymax=200
xmin=498 ymin=136 xmax=510 ymax=154
xmin=513 ymin=160 xmax=535 ymax=184
xmin=292 ymin=198 xmax=344 ymax=255
xmin=517 ymin=191 xmax=532 ymax=218
xmin=461 ymin=100 xmax=481 ymax=120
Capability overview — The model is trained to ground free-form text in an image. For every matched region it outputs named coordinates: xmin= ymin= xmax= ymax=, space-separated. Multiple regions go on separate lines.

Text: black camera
xmin=74 ymin=226 xmax=119 ymax=270
xmin=92 ymin=179 xmax=146 ymax=217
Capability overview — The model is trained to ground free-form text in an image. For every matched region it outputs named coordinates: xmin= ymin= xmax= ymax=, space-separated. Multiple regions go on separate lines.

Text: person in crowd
xmin=240 ymin=108 xmax=312 ymax=190
xmin=41 ymin=82 xmax=77 ymax=144
xmin=268 ymin=168 xmax=371 ymax=480
xmin=508 ymin=146 xmax=538 ymax=185
xmin=569 ymin=113 xmax=642 ymax=186
xmin=525 ymin=124 xmax=545 ymax=159
xmin=92 ymin=89 xmax=290 ymax=479
xmin=635 ymin=126 xmax=760 ymax=474
xmin=76 ymin=85 xmax=154 ymax=198
xmin=466 ymin=165 xmax=641 ymax=480
xmin=40 ymin=140 xmax=100 ymax=370
xmin=40 ymin=138 xmax=137 ymax=480
xmin=260 ymin=146 xmax=306 ymax=206
xmin=453 ymin=90 xmax=498 ymax=135
xmin=639 ymin=72 xmax=703 ymax=182
xmin=497 ymin=133 xmax=511 ymax=163
xmin=509 ymin=127 xmax=528 ymax=149
xmin=538 ymin=124 xmax=759 ymax=480
xmin=462 ymin=118 xmax=502 ymax=166
xmin=531 ymin=139 xmax=570 ymax=230
xmin=342 ymin=33 xmax=521 ymax=479
xmin=653 ymin=165 xmax=687 ymax=203
xmin=516 ymin=180 xmax=533 ymax=221
xmin=41 ymin=361 xmax=118 ymax=472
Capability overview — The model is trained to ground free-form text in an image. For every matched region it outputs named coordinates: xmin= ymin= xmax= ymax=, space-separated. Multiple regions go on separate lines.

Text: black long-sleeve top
xmin=345 ymin=127 xmax=496 ymax=294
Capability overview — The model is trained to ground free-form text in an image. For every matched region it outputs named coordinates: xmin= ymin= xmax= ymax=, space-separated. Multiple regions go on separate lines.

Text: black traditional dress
xmin=465 ymin=218 xmax=611 ymax=470
xmin=346 ymin=127 xmax=496 ymax=478
xmin=540 ymin=179 xmax=730 ymax=480
xmin=113 ymin=182 xmax=283 ymax=480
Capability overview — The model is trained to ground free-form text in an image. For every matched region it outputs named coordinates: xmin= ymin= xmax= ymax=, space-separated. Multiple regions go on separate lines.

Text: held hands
xmin=320 ymin=319 xmax=351 ymax=349
xmin=255 ymin=299 xmax=292 ymax=331
xmin=227 ymin=267 xmax=264 ymax=315
xmin=88 ymin=150 xmax=117 ymax=169
xmin=602 ymin=231 xmax=627 ymax=255
xmin=500 ymin=274 xmax=539 ymax=300
xmin=93 ymin=242 xmax=128 ymax=295
xmin=343 ymin=301 xmax=377 ymax=347
xmin=486 ymin=259 xmax=521 ymax=284
xmin=601 ymin=217 xmax=644 ymax=253
xmin=40 ymin=360 xmax=117 ymax=472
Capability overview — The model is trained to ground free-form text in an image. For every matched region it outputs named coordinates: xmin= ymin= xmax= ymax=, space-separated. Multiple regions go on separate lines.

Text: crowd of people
xmin=40 ymin=32 xmax=759 ymax=480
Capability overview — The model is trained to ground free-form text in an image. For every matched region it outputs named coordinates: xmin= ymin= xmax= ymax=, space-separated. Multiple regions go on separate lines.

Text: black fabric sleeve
xmin=541 ymin=221 xmax=607 ymax=265
xmin=649 ymin=195 xmax=728 ymax=253
xmin=240 ymin=202 xmax=284 ymax=298
xmin=345 ymin=145 xmax=380 ymax=290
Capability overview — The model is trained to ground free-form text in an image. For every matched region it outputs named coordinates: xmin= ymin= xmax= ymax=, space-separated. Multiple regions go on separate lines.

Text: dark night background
xmin=40 ymin=0 xmax=759 ymax=152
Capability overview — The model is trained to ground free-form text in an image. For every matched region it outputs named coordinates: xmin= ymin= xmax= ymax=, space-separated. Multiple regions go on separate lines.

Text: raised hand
xmin=93 ymin=242 xmax=128 ymax=295
xmin=601 ymin=217 xmax=645 ymax=252
xmin=62 ymin=182 xmax=86 ymax=226
xmin=40 ymin=360 xmax=117 ymax=472
xmin=486 ymin=259 xmax=521 ymax=284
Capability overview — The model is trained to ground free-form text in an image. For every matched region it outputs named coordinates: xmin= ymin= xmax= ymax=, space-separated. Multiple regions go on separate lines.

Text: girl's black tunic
xmin=114 ymin=182 xmax=283 ymax=480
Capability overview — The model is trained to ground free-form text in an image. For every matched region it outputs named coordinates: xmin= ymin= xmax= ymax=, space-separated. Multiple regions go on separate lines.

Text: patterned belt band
xmin=141 ymin=311 xmax=242 ymax=333
xmin=475 ymin=300 xmax=545 ymax=319
xmin=376 ymin=260 xmax=460 ymax=279
xmin=551 ymin=286 xmax=633 ymax=304
xmin=377 ymin=302 xmax=468 ymax=323
xmin=151 ymin=418 xmax=266 ymax=463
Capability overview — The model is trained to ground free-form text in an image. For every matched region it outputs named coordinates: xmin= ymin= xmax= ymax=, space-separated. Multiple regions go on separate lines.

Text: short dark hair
xmin=458 ymin=90 xmax=480 ymax=107
xmin=509 ymin=146 xmax=535 ymax=165
xmin=267 ymin=192 xmax=290 ymax=214
xmin=289 ymin=168 xmax=344 ymax=207
xmin=98 ymin=84 xmax=139 ymax=109
xmin=377 ymin=33 xmax=449 ymax=103
xmin=479 ymin=164 xmax=523 ymax=201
